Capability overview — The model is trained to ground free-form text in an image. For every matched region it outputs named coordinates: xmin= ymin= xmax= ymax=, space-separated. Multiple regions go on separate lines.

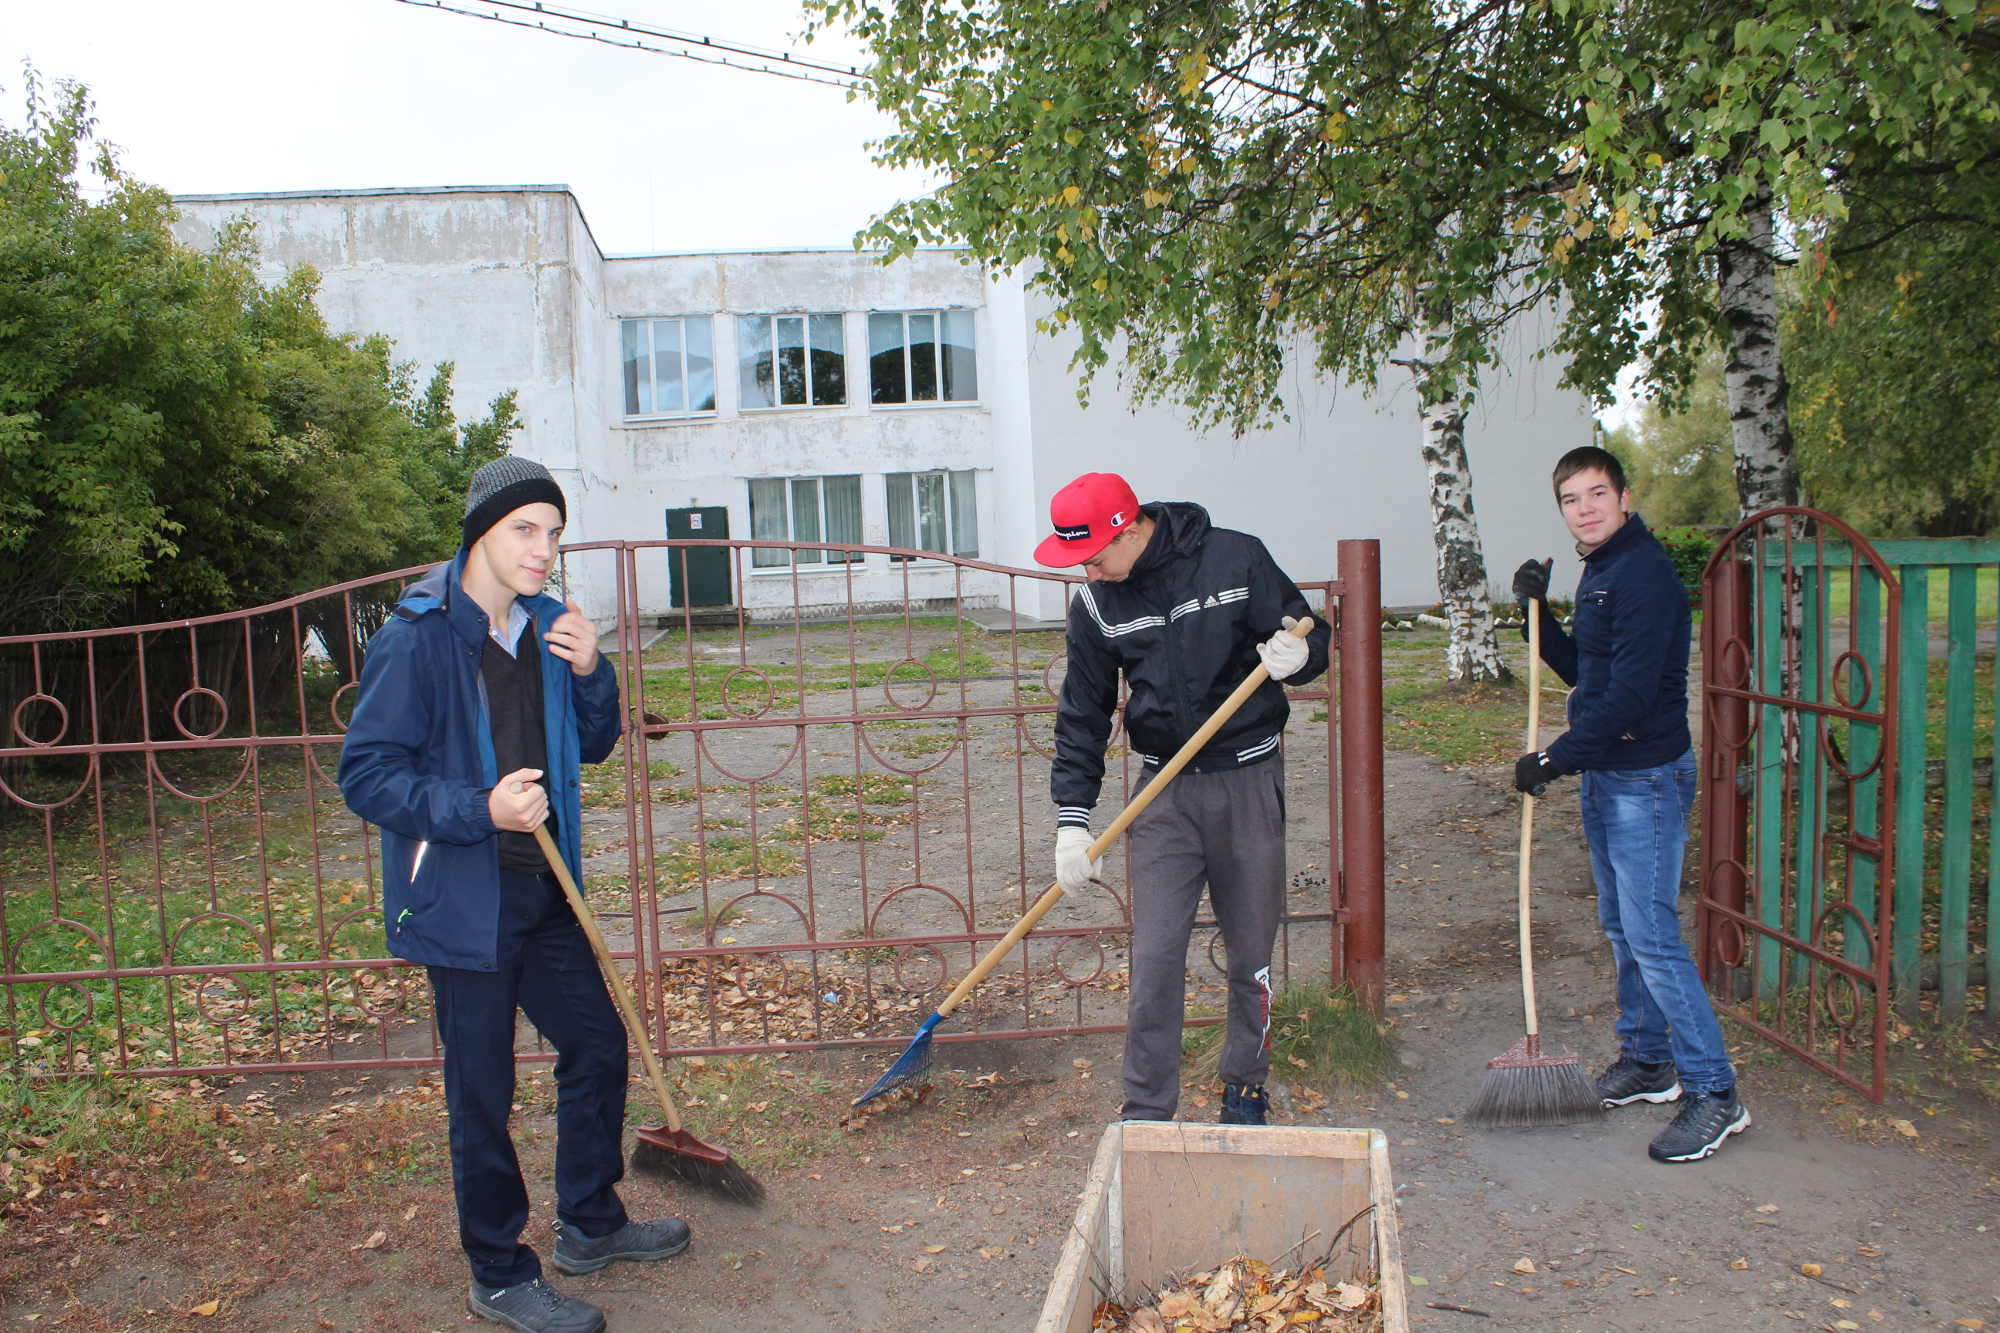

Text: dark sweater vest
xmin=482 ymin=621 xmax=555 ymax=874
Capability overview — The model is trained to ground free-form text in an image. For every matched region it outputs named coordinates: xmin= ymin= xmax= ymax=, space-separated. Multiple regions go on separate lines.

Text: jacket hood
xmin=1130 ymin=501 xmax=1211 ymax=581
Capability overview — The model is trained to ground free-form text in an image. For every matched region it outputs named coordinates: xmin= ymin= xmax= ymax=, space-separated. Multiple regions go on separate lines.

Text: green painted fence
xmin=1758 ymin=538 xmax=1997 ymax=1021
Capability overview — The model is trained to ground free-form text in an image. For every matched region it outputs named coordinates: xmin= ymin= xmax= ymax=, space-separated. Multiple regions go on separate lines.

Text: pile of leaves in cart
xmin=1092 ymin=1255 xmax=1381 ymax=1332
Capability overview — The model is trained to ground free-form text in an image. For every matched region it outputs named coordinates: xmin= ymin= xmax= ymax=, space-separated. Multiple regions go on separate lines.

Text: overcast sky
xmin=3 ymin=0 xmax=933 ymax=255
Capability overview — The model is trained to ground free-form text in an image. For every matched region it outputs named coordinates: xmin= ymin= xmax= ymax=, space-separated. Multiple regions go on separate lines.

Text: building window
xmin=749 ymin=475 xmax=864 ymax=568
xmin=869 ymin=310 xmax=977 ymax=405
xmin=621 ymin=317 xmax=716 ymax=417
xmin=739 ymin=313 xmax=846 ymax=409
xmin=886 ymin=470 xmax=979 ymax=561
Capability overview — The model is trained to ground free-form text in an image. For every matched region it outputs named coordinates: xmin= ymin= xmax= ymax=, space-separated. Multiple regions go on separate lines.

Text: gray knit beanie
xmin=462 ymin=456 xmax=566 ymax=550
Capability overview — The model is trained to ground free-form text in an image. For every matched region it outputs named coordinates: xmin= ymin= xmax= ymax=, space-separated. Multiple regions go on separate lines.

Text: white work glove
xmin=1054 ymin=826 xmax=1102 ymax=892
xmin=1255 ymin=616 xmax=1309 ymax=680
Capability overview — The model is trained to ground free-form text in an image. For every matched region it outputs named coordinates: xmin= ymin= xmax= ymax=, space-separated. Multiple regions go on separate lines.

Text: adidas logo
xmin=1203 ymin=594 xmax=1218 ymax=608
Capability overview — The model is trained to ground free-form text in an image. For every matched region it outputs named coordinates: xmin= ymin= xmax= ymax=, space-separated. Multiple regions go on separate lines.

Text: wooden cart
xmin=1037 ymin=1122 xmax=1408 ymax=1332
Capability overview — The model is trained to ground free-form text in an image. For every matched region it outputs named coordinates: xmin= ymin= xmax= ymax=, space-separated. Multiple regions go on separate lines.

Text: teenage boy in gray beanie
xmin=341 ymin=457 xmax=687 ymax=1333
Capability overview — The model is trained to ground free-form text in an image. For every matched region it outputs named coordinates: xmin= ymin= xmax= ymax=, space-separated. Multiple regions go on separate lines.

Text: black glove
xmin=1514 ymin=750 xmax=1555 ymax=796
xmin=1512 ymin=557 xmax=1553 ymax=605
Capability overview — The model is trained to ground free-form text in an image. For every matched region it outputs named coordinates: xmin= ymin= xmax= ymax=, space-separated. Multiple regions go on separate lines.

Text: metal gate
xmin=1 ymin=537 xmax=1385 ymax=1079
xmin=1699 ymin=507 xmax=1899 ymax=1101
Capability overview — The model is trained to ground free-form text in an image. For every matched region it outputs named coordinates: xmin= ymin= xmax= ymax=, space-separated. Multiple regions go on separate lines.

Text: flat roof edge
xmin=172 ymin=185 xmax=576 ymax=203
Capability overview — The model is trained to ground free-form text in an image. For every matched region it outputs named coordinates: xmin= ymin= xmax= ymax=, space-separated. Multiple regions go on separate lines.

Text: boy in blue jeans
xmin=1513 ymin=445 xmax=1750 ymax=1163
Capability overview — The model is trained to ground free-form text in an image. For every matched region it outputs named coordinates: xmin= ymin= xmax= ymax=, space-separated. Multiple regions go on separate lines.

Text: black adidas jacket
xmin=1051 ymin=502 xmax=1331 ymax=828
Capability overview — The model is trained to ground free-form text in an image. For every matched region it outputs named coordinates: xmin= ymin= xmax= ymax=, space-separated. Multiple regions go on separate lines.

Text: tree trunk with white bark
xmin=1718 ymin=195 xmax=1801 ymax=516
xmin=1414 ymin=365 xmax=1507 ymax=683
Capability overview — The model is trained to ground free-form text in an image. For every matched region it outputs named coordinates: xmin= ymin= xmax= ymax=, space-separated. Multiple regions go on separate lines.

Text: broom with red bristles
xmin=534 ymin=825 xmax=766 ymax=1204
xmin=1465 ymin=599 xmax=1604 ymax=1128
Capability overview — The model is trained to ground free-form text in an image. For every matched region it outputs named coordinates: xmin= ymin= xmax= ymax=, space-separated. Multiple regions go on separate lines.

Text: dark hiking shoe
xmin=1218 ymin=1082 xmax=1269 ymax=1125
xmin=467 ymin=1277 xmax=604 ymax=1333
xmin=1648 ymin=1088 xmax=1751 ymax=1163
xmin=1596 ymin=1057 xmax=1682 ymax=1108
xmin=552 ymin=1216 xmax=692 ymax=1275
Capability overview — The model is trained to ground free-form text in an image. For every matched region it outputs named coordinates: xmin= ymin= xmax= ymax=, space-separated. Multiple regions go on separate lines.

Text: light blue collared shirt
xmin=488 ymin=600 xmax=530 ymax=657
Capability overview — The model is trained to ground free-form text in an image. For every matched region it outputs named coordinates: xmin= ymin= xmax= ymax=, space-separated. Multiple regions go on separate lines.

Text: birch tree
xmin=1543 ymin=0 xmax=1998 ymax=516
xmin=806 ymin=0 xmax=1580 ymax=682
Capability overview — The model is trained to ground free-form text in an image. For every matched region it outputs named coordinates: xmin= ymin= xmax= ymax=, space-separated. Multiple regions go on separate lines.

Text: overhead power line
xmin=393 ymin=0 xmax=875 ymax=93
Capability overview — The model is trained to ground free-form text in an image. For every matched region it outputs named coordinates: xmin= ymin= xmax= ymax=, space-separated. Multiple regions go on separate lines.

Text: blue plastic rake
xmin=850 ymin=616 xmax=1315 ymax=1110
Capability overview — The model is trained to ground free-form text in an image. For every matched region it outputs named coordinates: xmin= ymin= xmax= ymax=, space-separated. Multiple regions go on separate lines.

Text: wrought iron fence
xmin=2 ymin=538 xmax=1384 ymax=1079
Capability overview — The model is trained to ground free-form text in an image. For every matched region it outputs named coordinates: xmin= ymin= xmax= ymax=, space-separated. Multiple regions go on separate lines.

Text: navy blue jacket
xmin=1051 ymin=502 xmax=1331 ymax=826
xmin=337 ymin=551 xmax=622 ymax=970
xmin=1528 ymin=513 xmax=1691 ymax=775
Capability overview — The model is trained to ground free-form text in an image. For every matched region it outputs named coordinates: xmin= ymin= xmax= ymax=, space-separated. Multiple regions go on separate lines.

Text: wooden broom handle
xmin=534 ymin=823 xmax=685 ymax=1133
xmin=1520 ymin=601 xmax=1542 ymax=1040
xmin=933 ymin=615 xmax=1317 ymax=1020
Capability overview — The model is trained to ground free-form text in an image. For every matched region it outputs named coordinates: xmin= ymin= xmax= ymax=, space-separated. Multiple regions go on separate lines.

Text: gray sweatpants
xmin=1120 ymin=752 xmax=1286 ymax=1121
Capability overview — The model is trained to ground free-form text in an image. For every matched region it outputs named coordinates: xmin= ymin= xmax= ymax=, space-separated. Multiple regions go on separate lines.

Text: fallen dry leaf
xmin=1512 ymin=1257 xmax=1537 ymax=1274
xmin=1800 ymin=1262 xmax=1823 ymax=1277
xmin=922 ymin=1244 xmax=946 ymax=1254
xmin=189 ymin=1301 xmax=221 ymax=1318
xmin=355 ymin=1230 xmax=388 ymax=1251
xmin=1730 ymin=1258 xmax=1750 ymax=1270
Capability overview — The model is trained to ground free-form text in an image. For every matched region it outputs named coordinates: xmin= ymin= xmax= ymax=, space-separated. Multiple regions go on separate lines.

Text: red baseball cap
xmin=1034 ymin=472 xmax=1141 ymax=567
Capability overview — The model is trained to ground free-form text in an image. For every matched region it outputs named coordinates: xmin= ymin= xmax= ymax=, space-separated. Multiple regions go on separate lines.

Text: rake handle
xmin=1520 ymin=601 xmax=1542 ymax=1042
xmin=933 ymin=615 xmax=1317 ymax=1021
xmin=534 ymin=823 xmax=685 ymax=1134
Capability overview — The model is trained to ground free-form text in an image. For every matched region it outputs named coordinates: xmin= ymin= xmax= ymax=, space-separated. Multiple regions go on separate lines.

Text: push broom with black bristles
xmin=534 ymin=825 xmax=766 ymax=1204
xmin=1466 ymin=600 xmax=1604 ymax=1129
xmin=851 ymin=616 xmax=1316 ymax=1111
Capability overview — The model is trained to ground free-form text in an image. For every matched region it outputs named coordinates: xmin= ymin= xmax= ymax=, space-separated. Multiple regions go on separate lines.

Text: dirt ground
xmin=5 ymin=745 xmax=1998 ymax=1332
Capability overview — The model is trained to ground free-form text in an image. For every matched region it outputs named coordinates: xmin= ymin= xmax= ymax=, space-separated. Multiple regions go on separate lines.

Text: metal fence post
xmin=1336 ymin=539 xmax=1385 ymax=1013
xmin=1699 ymin=550 xmax=1751 ymax=979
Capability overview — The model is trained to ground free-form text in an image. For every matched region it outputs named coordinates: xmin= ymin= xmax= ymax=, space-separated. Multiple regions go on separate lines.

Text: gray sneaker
xmin=467 ymin=1277 xmax=605 ymax=1333
xmin=1648 ymin=1087 xmax=1751 ymax=1163
xmin=552 ymin=1216 xmax=692 ymax=1275
xmin=1596 ymin=1056 xmax=1682 ymax=1108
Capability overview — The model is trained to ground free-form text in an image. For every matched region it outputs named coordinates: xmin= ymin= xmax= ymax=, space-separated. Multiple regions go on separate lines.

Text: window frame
xmin=884 ymin=468 xmax=980 ymax=563
xmin=620 ymin=315 xmax=717 ymax=421
xmin=748 ymin=473 xmax=866 ymax=570
xmin=867 ymin=309 xmax=979 ymax=409
xmin=738 ymin=312 xmax=848 ymax=412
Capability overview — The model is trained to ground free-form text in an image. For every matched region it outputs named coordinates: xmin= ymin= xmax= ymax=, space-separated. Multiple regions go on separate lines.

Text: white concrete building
xmin=171 ymin=184 xmax=1594 ymax=621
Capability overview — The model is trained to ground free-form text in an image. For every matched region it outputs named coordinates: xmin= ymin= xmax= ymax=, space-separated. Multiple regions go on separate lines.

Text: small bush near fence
xmin=1655 ymin=525 xmax=1720 ymax=604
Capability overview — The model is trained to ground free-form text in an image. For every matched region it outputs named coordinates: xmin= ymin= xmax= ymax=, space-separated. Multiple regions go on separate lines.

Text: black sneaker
xmin=1648 ymin=1088 xmax=1751 ymax=1163
xmin=551 ymin=1216 xmax=691 ymax=1275
xmin=1218 ymin=1082 xmax=1269 ymax=1125
xmin=1596 ymin=1057 xmax=1682 ymax=1108
xmin=467 ymin=1277 xmax=605 ymax=1333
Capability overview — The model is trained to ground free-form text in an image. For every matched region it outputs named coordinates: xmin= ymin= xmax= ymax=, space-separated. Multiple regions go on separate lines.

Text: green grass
xmin=758 ymin=773 xmax=916 ymax=843
xmin=1181 ymin=980 xmax=1392 ymax=1090
xmin=655 ymin=834 xmax=802 ymax=888
xmin=0 ymin=753 xmax=386 ymax=1071
xmin=0 ymin=1072 xmax=238 ymax=1210
xmin=580 ymin=758 xmax=690 ymax=809
xmin=638 ymin=661 xmax=803 ymax=723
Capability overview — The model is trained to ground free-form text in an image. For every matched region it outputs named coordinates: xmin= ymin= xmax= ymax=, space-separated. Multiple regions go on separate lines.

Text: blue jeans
xmin=1579 ymin=750 xmax=1734 ymax=1092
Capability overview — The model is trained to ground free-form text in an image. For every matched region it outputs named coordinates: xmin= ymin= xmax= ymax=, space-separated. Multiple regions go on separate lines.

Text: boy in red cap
xmin=1036 ymin=473 xmax=1330 ymax=1123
